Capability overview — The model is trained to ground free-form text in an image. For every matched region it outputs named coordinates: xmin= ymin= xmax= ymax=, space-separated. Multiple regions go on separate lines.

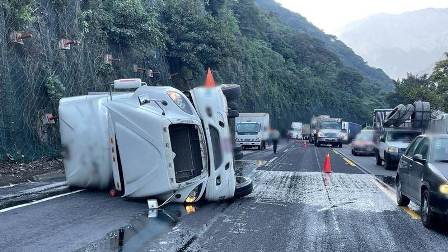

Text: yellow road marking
xmin=342 ymin=157 xmax=356 ymax=167
xmin=400 ymin=206 xmax=421 ymax=220
xmin=372 ymin=179 xmax=421 ymax=220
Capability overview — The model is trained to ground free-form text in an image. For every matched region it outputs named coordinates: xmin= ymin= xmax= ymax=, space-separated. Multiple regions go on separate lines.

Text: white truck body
xmin=59 ymin=79 xmax=238 ymax=204
xmin=235 ymin=113 xmax=270 ymax=150
xmin=290 ymin=122 xmax=303 ymax=139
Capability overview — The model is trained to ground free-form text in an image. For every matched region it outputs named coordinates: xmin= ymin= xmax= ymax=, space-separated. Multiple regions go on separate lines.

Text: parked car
xmin=396 ymin=134 xmax=448 ymax=228
xmin=351 ymin=130 xmax=375 ymax=156
xmin=59 ymin=78 xmax=252 ymax=206
xmin=375 ymin=128 xmax=421 ymax=170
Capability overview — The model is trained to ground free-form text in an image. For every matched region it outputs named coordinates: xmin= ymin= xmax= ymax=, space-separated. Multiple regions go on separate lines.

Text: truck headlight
xmin=185 ymin=184 xmax=202 ymax=203
xmin=439 ymin=184 xmax=448 ymax=194
xmin=387 ymin=147 xmax=399 ymax=153
xmin=167 ymin=91 xmax=193 ymax=115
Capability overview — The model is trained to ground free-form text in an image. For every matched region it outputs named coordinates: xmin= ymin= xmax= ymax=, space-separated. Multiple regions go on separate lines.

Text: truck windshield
xmin=320 ymin=121 xmax=341 ymax=130
xmin=237 ymin=123 xmax=260 ymax=134
xmin=432 ymin=138 xmax=448 ymax=162
xmin=387 ymin=132 xmax=420 ymax=142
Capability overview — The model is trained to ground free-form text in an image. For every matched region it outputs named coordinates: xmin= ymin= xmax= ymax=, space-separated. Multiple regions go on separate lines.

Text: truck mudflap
xmin=191 ymin=86 xmax=236 ymax=201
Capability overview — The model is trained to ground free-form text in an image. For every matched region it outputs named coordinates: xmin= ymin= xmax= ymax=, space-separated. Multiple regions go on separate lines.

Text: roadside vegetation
xmin=387 ymin=53 xmax=448 ymax=111
xmin=1 ymin=0 xmax=390 ymax=160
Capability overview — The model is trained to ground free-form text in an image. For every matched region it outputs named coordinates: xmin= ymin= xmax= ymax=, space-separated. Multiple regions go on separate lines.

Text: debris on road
xmin=0 ymin=158 xmax=64 ymax=187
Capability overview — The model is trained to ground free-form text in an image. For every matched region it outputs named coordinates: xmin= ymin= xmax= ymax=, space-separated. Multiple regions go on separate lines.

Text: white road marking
xmin=0 ymin=183 xmax=18 ymax=189
xmin=266 ymin=157 xmax=278 ymax=166
xmin=283 ymin=148 xmax=289 ymax=153
xmin=0 ymin=181 xmax=68 ymax=200
xmin=0 ymin=189 xmax=85 ymax=213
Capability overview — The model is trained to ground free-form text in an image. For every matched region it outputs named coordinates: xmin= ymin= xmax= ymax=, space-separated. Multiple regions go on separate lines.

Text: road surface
xmin=1 ymin=140 xmax=448 ymax=251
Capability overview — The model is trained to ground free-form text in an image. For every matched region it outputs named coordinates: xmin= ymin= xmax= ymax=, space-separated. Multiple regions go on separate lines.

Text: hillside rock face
xmin=0 ymin=0 xmax=389 ymax=160
xmin=340 ymin=8 xmax=448 ymax=79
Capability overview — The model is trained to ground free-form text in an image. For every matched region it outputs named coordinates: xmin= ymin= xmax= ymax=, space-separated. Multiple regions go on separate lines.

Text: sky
xmin=275 ymin=0 xmax=448 ymax=35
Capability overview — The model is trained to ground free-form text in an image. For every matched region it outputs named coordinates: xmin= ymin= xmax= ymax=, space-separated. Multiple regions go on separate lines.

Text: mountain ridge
xmin=255 ymin=0 xmax=394 ymax=90
xmin=340 ymin=8 xmax=448 ymax=79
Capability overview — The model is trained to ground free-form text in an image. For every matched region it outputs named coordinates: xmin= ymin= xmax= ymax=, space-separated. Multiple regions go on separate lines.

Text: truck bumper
xmin=237 ymin=141 xmax=262 ymax=147
xmin=317 ymin=137 xmax=341 ymax=145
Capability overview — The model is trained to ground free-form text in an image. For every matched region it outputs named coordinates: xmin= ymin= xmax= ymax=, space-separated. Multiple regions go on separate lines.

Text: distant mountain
xmin=340 ymin=8 xmax=448 ymax=79
xmin=255 ymin=0 xmax=393 ymax=90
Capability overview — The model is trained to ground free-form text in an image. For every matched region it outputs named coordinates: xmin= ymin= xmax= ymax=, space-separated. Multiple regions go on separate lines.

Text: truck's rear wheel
xmin=221 ymin=84 xmax=241 ymax=101
xmin=234 ymin=176 xmax=253 ymax=198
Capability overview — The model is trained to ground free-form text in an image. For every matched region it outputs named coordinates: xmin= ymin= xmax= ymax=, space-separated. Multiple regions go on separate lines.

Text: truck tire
xmin=384 ymin=153 xmax=394 ymax=170
xmin=412 ymin=101 xmax=430 ymax=129
xmin=221 ymin=84 xmax=241 ymax=101
xmin=227 ymin=109 xmax=239 ymax=118
xmin=384 ymin=104 xmax=408 ymax=127
xmin=234 ymin=176 xmax=253 ymax=198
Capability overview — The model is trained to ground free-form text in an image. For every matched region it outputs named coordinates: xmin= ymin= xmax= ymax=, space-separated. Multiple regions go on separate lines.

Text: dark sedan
xmin=396 ymin=134 xmax=448 ymax=228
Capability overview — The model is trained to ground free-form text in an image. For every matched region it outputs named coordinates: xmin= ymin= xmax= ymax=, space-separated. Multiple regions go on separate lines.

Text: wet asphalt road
xmin=2 ymin=140 xmax=448 ymax=251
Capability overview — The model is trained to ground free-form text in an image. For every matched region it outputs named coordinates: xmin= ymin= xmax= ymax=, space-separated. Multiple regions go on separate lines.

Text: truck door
xmin=191 ymin=86 xmax=236 ymax=201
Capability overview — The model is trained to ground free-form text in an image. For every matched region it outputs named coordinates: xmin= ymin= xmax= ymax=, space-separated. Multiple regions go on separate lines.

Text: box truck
xmin=235 ymin=113 xmax=270 ymax=150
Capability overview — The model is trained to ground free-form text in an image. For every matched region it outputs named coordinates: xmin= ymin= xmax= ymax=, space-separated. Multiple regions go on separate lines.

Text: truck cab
xmin=235 ymin=122 xmax=264 ymax=150
xmin=235 ymin=113 xmax=269 ymax=150
xmin=60 ymin=79 xmax=250 ymax=205
xmin=313 ymin=117 xmax=344 ymax=147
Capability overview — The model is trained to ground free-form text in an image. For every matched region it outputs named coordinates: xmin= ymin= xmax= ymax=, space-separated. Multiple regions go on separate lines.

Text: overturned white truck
xmin=59 ymin=79 xmax=252 ymax=206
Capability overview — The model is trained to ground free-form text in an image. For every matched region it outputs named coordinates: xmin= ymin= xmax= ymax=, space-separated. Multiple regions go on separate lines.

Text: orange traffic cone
xmin=323 ymin=153 xmax=332 ymax=173
xmin=204 ymin=67 xmax=216 ymax=87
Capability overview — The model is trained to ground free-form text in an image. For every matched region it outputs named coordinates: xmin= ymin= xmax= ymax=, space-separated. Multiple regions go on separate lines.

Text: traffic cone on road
xmin=323 ymin=153 xmax=332 ymax=173
xmin=204 ymin=67 xmax=216 ymax=87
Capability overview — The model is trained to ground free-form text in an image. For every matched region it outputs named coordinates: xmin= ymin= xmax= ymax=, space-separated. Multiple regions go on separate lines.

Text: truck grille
xmin=169 ymin=124 xmax=203 ymax=183
xmin=325 ymin=132 xmax=338 ymax=138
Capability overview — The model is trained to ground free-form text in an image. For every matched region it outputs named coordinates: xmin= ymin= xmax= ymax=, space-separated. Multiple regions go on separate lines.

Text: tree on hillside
xmin=431 ymin=53 xmax=448 ymax=110
xmin=386 ymin=74 xmax=442 ymax=109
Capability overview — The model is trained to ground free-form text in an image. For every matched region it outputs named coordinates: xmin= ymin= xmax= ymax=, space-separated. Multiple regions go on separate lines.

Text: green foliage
xmin=103 ymin=0 xmax=164 ymax=48
xmin=2 ymin=0 xmax=37 ymax=29
xmin=387 ymin=53 xmax=448 ymax=111
xmin=45 ymin=75 xmax=65 ymax=105
xmin=0 ymin=0 xmax=394 ymax=160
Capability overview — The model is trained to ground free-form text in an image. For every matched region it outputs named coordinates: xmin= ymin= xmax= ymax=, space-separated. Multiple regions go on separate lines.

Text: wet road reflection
xmin=80 ymin=204 xmax=199 ymax=252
